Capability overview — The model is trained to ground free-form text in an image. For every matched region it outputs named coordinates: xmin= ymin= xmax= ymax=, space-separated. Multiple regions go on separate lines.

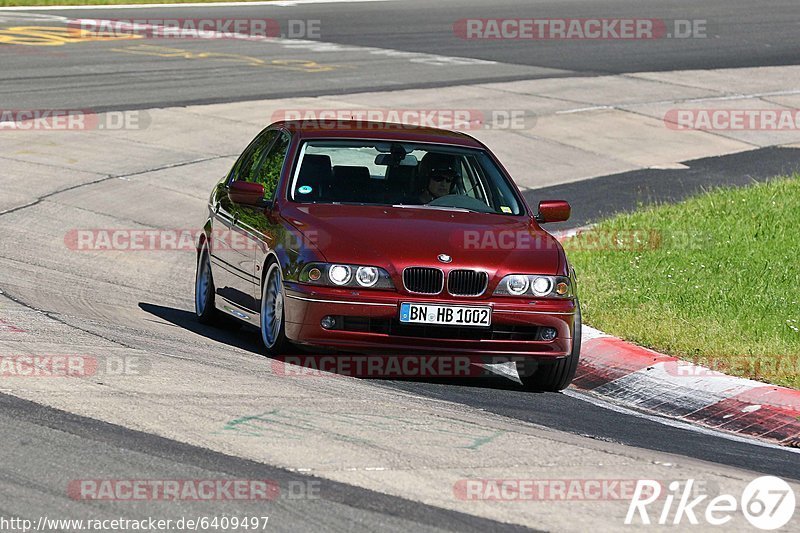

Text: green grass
xmin=1 ymin=0 xmax=272 ymax=5
xmin=567 ymin=175 xmax=800 ymax=389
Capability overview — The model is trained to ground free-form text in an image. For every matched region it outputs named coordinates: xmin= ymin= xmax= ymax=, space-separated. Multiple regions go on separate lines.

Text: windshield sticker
xmin=500 ymin=206 xmax=512 ymax=213
xmin=298 ymin=185 xmax=313 ymax=194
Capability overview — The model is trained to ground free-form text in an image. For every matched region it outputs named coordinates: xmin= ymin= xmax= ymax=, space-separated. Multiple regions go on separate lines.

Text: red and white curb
xmin=575 ymin=326 xmax=800 ymax=448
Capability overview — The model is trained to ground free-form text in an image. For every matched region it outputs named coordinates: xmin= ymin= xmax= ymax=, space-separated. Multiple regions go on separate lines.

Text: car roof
xmin=272 ymin=120 xmax=485 ymax=148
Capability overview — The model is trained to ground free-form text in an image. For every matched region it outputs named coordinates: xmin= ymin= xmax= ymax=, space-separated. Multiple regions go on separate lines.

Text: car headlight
xmin=505 ymin=275 xmax=529 ymax=295
xmin=300 ymin=263 xmax=394 ymax=290
xmin=531 ymin=276 xmax=553 ymax=296
xmin=494 ymin=275 xmax=572 ymax=298
xmin=355 ymin=266 xmax=379 ymax=287
xmin=328 ymin=264 xmax=352 ymax=286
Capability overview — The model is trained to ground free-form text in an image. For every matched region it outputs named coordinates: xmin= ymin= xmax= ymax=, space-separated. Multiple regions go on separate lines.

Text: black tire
xmin=195 ymin=241 xmax=223 ymax=326
xmin=260 ymin=261 xmax=290 ymax=355
xmin=520 ymin=303 xmax=582 ymax=392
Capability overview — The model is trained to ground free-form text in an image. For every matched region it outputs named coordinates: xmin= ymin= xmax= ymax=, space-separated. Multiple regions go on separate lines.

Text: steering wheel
xmin=428 ymin=194 xmax=495 ymax=213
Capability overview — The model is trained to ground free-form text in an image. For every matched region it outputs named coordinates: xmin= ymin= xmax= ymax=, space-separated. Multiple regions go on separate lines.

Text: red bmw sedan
xmin=195 ymin=120 xmax=581 ymax=390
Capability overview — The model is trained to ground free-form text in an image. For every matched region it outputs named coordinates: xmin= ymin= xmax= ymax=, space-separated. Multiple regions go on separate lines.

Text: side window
xmin=251 ymin=131 xmax=291 ymax=200
xmin=229 ymin=130 xmax=278 ymax=184
xmin=462 ymin=157 xmax=488 ymax=202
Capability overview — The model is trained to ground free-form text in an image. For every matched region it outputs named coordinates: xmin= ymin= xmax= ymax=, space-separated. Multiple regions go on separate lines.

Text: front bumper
xmin=283 ymin=282 xmax=578 ymax=358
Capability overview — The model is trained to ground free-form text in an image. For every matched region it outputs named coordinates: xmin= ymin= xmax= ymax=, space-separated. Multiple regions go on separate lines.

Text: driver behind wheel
xmin=419 ymin=167 xmax=458 ymax=203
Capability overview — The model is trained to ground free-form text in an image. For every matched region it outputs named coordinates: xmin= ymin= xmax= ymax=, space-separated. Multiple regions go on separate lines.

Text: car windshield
xmin=288 ymin=140 xmax=524 ymax=215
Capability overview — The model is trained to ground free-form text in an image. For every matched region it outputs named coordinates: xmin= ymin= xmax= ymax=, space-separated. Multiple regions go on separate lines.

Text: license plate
xmin=399 ymin=302 xmax=491 ymax=327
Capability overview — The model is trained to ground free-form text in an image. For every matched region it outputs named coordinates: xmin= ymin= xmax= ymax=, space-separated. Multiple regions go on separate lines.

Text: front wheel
xmin=195 ymin=241 xmax=222 ymax=325
xmin=519 ymin=303 xmax=582 ymax=392
xmin=260 ymin=262 xmax=289 ymax=355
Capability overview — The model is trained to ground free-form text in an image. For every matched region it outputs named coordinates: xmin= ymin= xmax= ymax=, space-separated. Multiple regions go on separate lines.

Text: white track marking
xmin=0 ymin=0 xmax=394 ymax=11
xmin=556 ymin=105 xmax=613 ymax=114
xmin=0 ymin=13 xmax=68 ymax=22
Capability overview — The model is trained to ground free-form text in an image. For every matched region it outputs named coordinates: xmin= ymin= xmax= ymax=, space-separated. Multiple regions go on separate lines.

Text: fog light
xmin=308 ymin=267 xmax=322 ymax=281
xmin=321 ymin=316 xmax=336 ymax=329
xmin=540 ymin=327 xmax=557 ymax=341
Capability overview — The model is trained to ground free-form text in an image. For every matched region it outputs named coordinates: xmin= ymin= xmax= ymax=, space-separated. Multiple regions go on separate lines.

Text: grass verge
xmin=566 ymin=175 xmax=800 ymax=389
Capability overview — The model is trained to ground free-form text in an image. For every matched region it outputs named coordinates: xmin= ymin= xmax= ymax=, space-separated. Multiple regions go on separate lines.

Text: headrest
xmin=419 ymin=153 xmax=457 ymax=178
xmin=332 ymin=165 xmax=372 ymax=182
xmin=299 ymin=154 xmax=333 ymax=180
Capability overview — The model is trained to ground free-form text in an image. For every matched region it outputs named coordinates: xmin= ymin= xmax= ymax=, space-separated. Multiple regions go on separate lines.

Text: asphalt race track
xmin=1 ymin=0 xmax=799 ymax=110
xmin=1 ymin=1 xmax=799 ymax=531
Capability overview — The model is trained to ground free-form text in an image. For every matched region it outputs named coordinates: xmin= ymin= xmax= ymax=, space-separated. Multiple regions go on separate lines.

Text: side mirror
xmin=228 ymin=181 xmax=268 ymax=207
xmin=536 ymin=200 xmax=571 ymax=223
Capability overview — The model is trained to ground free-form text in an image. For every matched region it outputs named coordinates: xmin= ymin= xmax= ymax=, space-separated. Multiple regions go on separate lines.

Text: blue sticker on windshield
xmin=298 ymin=185 xmax=313 ymax=194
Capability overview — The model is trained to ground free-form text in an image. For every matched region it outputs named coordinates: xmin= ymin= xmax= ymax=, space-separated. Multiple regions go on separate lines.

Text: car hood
xmin=281 ymin=204 xmax=564 ymax=277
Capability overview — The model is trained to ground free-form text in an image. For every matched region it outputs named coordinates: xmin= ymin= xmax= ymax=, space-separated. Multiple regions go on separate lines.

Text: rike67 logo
xmin=626 ymin=476 xmax=795 ymax=530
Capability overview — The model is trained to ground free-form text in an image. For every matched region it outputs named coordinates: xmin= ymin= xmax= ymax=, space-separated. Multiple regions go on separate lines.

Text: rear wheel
xmin=520 ymin=303 xmax=582 ymax=392
xmin=260 ymin=262 xmax=289 ymax=355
